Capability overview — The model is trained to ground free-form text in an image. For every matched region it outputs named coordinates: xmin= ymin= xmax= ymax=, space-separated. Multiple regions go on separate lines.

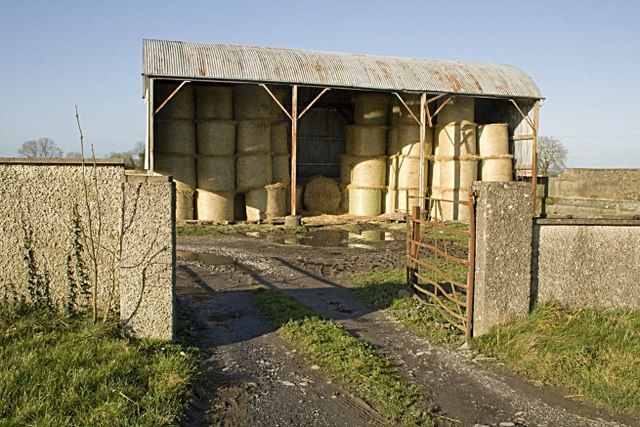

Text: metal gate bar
xmin=406 ymin=193 xmax=476 ymax=340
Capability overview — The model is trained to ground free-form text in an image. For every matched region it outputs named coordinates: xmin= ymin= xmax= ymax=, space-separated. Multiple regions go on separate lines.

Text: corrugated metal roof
xmin=142 ymin=39 xmax=542 ymax=99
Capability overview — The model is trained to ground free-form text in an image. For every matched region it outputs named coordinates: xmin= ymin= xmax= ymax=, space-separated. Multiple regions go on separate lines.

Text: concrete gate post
xmin=472 ymin=182 xmax=533 ymax=336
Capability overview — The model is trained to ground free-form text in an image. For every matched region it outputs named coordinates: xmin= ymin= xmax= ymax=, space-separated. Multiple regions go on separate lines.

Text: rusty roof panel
xmin=143 ymin=39 xmax=542 ymax=99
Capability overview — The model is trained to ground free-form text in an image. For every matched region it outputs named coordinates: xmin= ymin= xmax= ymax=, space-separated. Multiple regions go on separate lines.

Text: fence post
xmin=466 ymin=190 xmax=476 ymax=340
xmin=411 ymin=206 xmax=421 ymax=283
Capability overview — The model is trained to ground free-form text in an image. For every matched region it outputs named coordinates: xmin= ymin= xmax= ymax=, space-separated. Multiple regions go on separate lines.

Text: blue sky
xmin=1 ymin=0 xmax=639 ymax=167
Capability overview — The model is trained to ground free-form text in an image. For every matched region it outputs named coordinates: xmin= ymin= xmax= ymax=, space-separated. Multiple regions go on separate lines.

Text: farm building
xmin=141 ymin=39 xmax=543 ymax=222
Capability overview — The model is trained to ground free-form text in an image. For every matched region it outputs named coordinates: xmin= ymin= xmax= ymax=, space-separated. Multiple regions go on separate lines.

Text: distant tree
xmin=108 ymin=141 xmax=145 ymax=169
xmin=18 ymin=138 xmax=63 ymax=158
xmin=66 ymin=151 xmax=83 ymax=158
xmin=537 ymin=136 xmax=567 ymax=176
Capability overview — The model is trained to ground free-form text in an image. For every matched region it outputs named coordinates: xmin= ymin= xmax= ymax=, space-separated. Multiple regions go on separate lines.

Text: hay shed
xmin=143 ymin=40 xmax=542 ymax=221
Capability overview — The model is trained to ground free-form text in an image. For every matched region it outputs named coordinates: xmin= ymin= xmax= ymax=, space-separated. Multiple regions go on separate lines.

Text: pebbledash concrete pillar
xmin=472 ymin=182 xmax=533 ymax=336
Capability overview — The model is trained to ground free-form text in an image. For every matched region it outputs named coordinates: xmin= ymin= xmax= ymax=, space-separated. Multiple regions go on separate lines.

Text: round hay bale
xmin=348 ymin=187 xmax=382 ymax=216
xmin=155 ymin=119 xmax=196 ymax=154
xmin=175 ymin=182 xmax=195 ymax=221
xmin=339 ymin=183 xmax=349 ymax=213
xmin=387 ymin=124 xmax=421 ymax=156
xmin=234 ymin=85 xmax=271 ymax=120
xmin=386 ymin=126 xmax=398 ymax=155
xmin=269 ymin=87 xmax=289 ymax=121
xmin=478 ymin=124 xmax=512 ymax=182
xmin=339 ymin=155 xmax=357 ymax=184
xmin=245 ymin=188 xmax=267 ymax=222
xmin=237 ymin=120 xmax=271 ymax=153
xmin=398 ymin=188 xmax=421 ymax=213
xmin=271 ymin=121 xmax=289 ymax=154
xmin=439 ymin=189 xmax=473 ymax=222
xmin=154 ymin=83 xmax=194 ymax=119
xmin=439 ymin=159 xmax=478 ymax=191
xmin=196 ymin=189 xmax=234 ymax=221
xmin=390 ymin=94 xmax=421 ymax=125
xmin=436 ymin=97 xmax=474 ymax=125
xmin=304 ymin=176 xmax=341 ymax=214
xmin=265 ymin=183 xmax=286 ymax=218
xmin=436 ymin=121 xmax=477 ymax=158
xmin=480 ymin=157 xmax=513 ymax=182
xmin=383 ymin=187 xmax=394 ymax=214
xmin=154 ymin=153 xmax=196 ymax=187
xmin=478 ymin=124 xmax=509 ymax=156
xmin=385 ymin=187 xmax=421 ymax=214
xmin=272 ymin=154 xmax=291 ymax=185
xmin=236 ymin=153 xmax=272 ymax=192
xmin=197 ymin=120 xmax=235 ymax=155
xmin=197 ymin=155 xmax=235 ymax=191
xmin=245 ymin=184 xmax=286 ymax=221
xmin=343 ymin=155 xmax=386 ymax=188
xmin=345 ymin=125 xmax=387 ymax=156
xmin=353 ymin=93 xmax=389 ymax=125
xmin=388 ymin=155 xmax=428 ymax=190
xmin=195 ymin=86 xmax=233 ymax=120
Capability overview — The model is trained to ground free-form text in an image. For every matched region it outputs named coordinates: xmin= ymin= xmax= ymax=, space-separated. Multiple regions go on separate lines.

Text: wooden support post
xmin=418 ymin=93 xmax=427 ymax=209
xmin=154 ymin=80 xmax=190 ymax=116
xmin=411 ymin=206 xmax=421 ymax=273
xmin=466 ymin=190 xmax=476 ymax=340
xmin=532 ymin=100 xmax=540 ymax=214
xmin=290 ymin=85 xmax=298 ymax=216
xmin=148 ymin=78 xmax=154 ymax=171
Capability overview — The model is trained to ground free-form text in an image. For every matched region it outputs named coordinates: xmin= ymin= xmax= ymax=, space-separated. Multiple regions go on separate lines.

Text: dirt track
xmin=176 ymin=225 xmax=637 ymax=426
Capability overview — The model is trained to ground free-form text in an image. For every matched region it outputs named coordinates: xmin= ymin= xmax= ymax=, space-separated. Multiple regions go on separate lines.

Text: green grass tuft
xmin=351 ymin=268 xmax=464 ymax=345
xmin=0 ymin=306 xmax=198 ymax=426
xmin=420 ymin=221 xmax=469 ymax=250
xmin=473 ymin=302 xmax=640 ymax=416
xmin=254 ymin=287 xmax=436 ymax=425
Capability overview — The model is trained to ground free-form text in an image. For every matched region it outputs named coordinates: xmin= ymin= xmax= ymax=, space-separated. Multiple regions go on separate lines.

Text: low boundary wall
xmin=473 ymin=181 xmax=640 ymax=336
xmin=0 ymin=158 xmax=175 ymax=340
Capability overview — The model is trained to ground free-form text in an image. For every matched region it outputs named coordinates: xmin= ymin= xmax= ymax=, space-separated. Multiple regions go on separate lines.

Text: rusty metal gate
xmin=405 ymin=195 xmax=476 ymax=339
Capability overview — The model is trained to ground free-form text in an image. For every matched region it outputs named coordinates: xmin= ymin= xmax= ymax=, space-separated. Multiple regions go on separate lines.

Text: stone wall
xmin=472 ymin=181 xmax=640 ymax=337
xmin=543 ymin=168 xmax=640 ymax=218
xmin=0 ymin=158 xmax=175 ymax=339
xmin=472 ymin=182 xmax=533 ymax=336
xmin=533 ymin=218 xmax=640 ymax=310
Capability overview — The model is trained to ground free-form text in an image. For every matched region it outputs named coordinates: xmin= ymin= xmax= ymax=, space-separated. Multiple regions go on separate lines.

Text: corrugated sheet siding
xmin=143 ymin=40 xmax=543 ymax=99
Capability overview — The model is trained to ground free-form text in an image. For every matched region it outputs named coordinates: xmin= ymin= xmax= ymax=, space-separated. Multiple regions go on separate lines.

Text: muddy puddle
xmin=176 ymin=250 xmax=235 ymax=265
xmin=263 ymin=229 xmax=395 ymax=249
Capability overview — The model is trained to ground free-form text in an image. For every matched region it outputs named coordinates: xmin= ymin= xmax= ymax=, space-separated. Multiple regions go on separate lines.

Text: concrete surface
xmin=0 ymin=159 xmax=175 ymax=339
xmin=533 ymin=220 xmax=640 ymax=310
xmin=472 ymin=181 xmax=533 ymax=336
xmin=544 ymin=168 xmax=640 ymax=218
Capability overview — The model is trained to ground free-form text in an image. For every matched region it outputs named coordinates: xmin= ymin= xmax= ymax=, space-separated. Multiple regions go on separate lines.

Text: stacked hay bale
xmin=433 ymin=97 xmax=477 ymax=221
xmin=340 ymin=93 xmax=388 ymax=216
xmin=477 ymin=124 xmax=513 ymax=182
xmin=234 ymin=85 xmax=284 ymax=221
xmin=304 ymin=176 xmax=341 ymax=214
xmin=154 ymin=83 xmax=196 ymax=220
xmin=195 ymin=86 xmax=236 ymax=221
xmin=385 ymin=122 xmax=431 ymax=214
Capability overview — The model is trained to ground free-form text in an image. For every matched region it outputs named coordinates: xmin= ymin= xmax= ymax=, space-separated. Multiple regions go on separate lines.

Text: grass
xmin=473 ymin=302 xmax=640 ymax=416
xmin=254 ymin=287 xmax=436 ymax=425
xmin=420 ymin=221 xmax=469 ymax=250
xmin=177 ymin=224 xmax=307 ymax=237
xmin=351 ymin=268 xmax=465 ymax=346
xmin=0 ymin=306 xmax=198 ymax=426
